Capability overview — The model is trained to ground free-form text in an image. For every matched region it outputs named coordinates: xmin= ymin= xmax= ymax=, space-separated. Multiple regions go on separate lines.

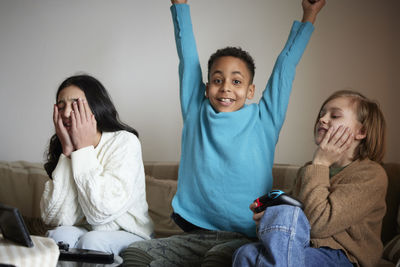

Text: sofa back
xmin=0 ymin=160 xmax=399 ymax=243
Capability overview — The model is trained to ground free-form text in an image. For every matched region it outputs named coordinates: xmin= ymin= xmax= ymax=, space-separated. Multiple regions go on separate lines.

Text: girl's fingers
xmin=71 ymin=109 xmax=76 ymax=130
xmin=56 ymin=113 xmax=63 ymax=128
xmin=53 ymin=104 xmax=58 ymax=126
xmin=73 ymin=101 xmax=81 ymax=126
xmin=321 ymin=126 xmax=334 ymax=146
xmin=77 ymin=98 xmax=87 ymax=122
xmin=337 ymin=127 xmax=351 ymax=147
xmin=329 ymin=125 xmax=345 ymax=144
xmin=340 ymin=131 xmax=354 ymax=151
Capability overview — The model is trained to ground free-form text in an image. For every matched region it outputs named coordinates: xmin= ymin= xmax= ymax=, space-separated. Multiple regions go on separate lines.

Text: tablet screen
xmin=0 ymin=203 xmax=33 ymax=247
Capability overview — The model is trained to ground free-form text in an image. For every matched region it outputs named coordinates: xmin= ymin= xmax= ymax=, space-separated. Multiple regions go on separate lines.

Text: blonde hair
xmin=314 ymin=90 xmax=386 ymax=163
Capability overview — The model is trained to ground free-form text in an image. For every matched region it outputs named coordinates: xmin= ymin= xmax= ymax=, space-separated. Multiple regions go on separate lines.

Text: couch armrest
xmin=0 ymin=161 xmax=48 ymax=219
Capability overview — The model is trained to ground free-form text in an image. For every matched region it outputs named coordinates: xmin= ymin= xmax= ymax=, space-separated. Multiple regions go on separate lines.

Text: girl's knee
xmin=47 ymin=225 xmax=86 ymax=247
xmin=76 ymin=231 xmax=106 ymax=251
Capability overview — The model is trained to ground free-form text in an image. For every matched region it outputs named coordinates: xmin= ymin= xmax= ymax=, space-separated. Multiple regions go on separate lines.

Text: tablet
xmin=0 ymin=203 xmax=33 ymax=247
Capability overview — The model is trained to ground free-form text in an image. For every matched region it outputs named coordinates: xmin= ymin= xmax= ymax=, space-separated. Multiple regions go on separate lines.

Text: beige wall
xmin=0 ymin=0 xmax=399 ymax=165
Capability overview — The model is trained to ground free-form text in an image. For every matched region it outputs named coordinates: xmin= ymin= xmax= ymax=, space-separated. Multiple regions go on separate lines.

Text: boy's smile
xmin=206 ymin=56 xmax=255 ymax=113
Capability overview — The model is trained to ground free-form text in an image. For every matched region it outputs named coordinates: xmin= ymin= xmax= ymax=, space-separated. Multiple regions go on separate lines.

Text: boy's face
xmin=206 ymin=56 xmax=255 ymax=113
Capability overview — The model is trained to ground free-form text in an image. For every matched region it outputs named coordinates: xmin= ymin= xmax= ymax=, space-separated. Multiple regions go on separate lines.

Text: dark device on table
xmin=57 ymin=241 xmax=114 ymax=264
xmin=0 ymin=203 xmax=34 ymax=247
xmin=254 ymin=190 xmax=304 ymax=213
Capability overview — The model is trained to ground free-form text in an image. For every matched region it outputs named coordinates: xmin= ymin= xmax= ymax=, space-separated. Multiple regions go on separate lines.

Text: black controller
xmin=254 ymin=190 xmax=304 ymax=213
xmin=57 ymin=241 xmax=114 ymax=264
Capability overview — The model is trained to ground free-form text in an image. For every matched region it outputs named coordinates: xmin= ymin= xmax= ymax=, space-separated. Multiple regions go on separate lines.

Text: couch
xmin=1 ymin=160 xmax=399 ymax=266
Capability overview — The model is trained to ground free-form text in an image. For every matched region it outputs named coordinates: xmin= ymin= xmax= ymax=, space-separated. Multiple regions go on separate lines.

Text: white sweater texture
xmin=40 ymin=130 xmax=153 ymax=240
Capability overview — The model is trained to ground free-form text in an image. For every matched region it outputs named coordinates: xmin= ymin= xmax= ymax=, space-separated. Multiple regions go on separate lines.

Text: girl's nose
xmin=61 ymin=104 xmax=73 ymax=118
xmin=319 ymin=114 xmax=329 ymax=124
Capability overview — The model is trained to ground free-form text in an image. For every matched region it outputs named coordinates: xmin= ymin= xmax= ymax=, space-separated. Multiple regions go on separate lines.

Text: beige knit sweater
xmin=292 ymin=159 xmax=388 ymax=267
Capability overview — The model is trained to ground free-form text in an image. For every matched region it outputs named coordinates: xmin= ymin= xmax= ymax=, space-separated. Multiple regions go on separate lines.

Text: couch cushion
xmin=144 ymin=161 xmax=179 ymax=181
xmin=272 ymin=164 xmax=301 ymax=191
xmin=0 ymin=161 xmax=48 ymax=218
xmin=383 ymin=234 xmax=400 ymax=265
xmin=145 ymin=175 xmax=183 ymax=238
xmin=382 ymin=163 xmax=400 ymax=245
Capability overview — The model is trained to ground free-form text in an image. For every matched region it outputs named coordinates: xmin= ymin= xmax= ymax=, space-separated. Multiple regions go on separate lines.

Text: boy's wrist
xmin=302 ymin=13 xmax=317 ymax=24
xmin=171 ymin=0 xmax=187 ymax=4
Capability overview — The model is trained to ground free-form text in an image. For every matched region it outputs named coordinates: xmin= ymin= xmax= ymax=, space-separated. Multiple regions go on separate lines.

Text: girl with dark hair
xmin=40 ymin=75 xmax=153 ymax=255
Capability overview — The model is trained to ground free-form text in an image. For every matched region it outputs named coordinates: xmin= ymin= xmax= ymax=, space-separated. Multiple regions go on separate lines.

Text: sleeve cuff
xmin=71 ymin=146 xmax=98 ymax=178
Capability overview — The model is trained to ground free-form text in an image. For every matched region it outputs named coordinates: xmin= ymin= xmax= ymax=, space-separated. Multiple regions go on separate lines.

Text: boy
xmin=123 ymin=0 xmax=325 ymax=266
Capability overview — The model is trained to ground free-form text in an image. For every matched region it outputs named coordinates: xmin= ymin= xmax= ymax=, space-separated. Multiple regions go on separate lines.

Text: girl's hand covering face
xmin=312 ymin=125 xmax=354 ymax=167
xmin=69 ymin=98 xmax=98 ymax=150
xmin=53 ymin=104 xmax=74 ymax=157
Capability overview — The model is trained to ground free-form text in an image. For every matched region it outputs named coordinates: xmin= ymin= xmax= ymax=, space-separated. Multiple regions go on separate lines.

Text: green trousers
xmin=122 ymin=229 xmax=254 ymax=267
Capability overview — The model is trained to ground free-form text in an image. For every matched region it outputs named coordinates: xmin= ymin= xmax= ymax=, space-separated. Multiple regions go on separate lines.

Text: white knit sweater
xmin=40 ymin=130 xmax=153 ymax=240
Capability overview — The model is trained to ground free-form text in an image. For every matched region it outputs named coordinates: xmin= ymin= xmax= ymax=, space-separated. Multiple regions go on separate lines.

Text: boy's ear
xmin=205 ymin=83 xmax=210 ymax=98
xmin=246 ymin=84 xmax=255 ymax=100
xmin=355 ymin=127 xmax=367 ymax=140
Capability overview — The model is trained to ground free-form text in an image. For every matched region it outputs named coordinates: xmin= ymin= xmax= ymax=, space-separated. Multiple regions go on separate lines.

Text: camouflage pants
xmin=121 ymin=230 xmax=254 ymax=267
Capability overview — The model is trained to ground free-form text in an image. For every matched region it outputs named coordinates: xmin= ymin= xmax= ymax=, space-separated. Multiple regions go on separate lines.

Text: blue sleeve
xmin=259 ymin=21 xmax=314 ymax=139
xmin=171 ymin=4 xmax=205 ymax=122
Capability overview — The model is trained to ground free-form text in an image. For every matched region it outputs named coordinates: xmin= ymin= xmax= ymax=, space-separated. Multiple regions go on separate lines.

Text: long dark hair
xmin=44 ymin=74 xmax=138 ymax=178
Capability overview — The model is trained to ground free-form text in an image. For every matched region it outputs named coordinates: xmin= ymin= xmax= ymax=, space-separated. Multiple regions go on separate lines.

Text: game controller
xmin=57 ymin=241 xmax=114 ymax=264
xmin=254 ymin=190 xmax=304 ymax=213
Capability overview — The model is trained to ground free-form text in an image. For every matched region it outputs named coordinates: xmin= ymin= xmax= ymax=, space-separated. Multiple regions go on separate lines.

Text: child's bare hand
xmin=171 ymin=0 xmax=187 ymax=4
xmin=312 ymin=125 xmax=354 ymax=167
xmin=69 ymin=98 xmax=98 ymax=150
xmin=250 ymin=202 xmax=265 ymax=226
xmin=302 ymin=0 xmax=326 ymax=24
xmin=53 ymin=104 xmax=74 ymax=157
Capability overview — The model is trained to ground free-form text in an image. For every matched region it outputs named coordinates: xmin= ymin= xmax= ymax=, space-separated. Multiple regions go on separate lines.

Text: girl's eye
xmin=331 ymin=115 xmax=340 ymax=119
xmin=56 ymin=103 xmax=65 ymax=110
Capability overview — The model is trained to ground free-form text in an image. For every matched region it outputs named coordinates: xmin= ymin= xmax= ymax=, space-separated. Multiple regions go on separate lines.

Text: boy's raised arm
xmin=259 ymin=0 xmax=325 ymax=138
xmin=170 ymin=0 xmax=205 ymax=121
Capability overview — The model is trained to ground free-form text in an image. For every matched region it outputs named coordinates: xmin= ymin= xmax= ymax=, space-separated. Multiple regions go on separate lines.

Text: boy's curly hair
xmin=207 ymin=47 xmax=255 ymax=83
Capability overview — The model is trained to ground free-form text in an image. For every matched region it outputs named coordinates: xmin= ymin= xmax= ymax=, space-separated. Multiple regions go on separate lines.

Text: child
xmin=122 ymin=0 xmax=324 ymax=266
xmin=233 ymin=90 xmax=387 ymax=267
xmin=41 ymin=75 xmax=153 ymax=255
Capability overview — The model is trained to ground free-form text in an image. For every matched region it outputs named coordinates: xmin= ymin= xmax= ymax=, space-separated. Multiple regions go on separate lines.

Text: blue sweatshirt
xmin=170 ymin=4 xmax=314 ymax=237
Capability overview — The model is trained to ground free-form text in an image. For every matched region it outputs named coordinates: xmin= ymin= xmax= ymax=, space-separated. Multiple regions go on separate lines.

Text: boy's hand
xmin=171 ymin=0 xmax=187 ymax=4
xmin=312 ymin=125 xmax=354 ymax=167
xmin=250 ymin=202 xmax=265 ymax=226
xmin=302 ymin=0 xmax=326 ymax=24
